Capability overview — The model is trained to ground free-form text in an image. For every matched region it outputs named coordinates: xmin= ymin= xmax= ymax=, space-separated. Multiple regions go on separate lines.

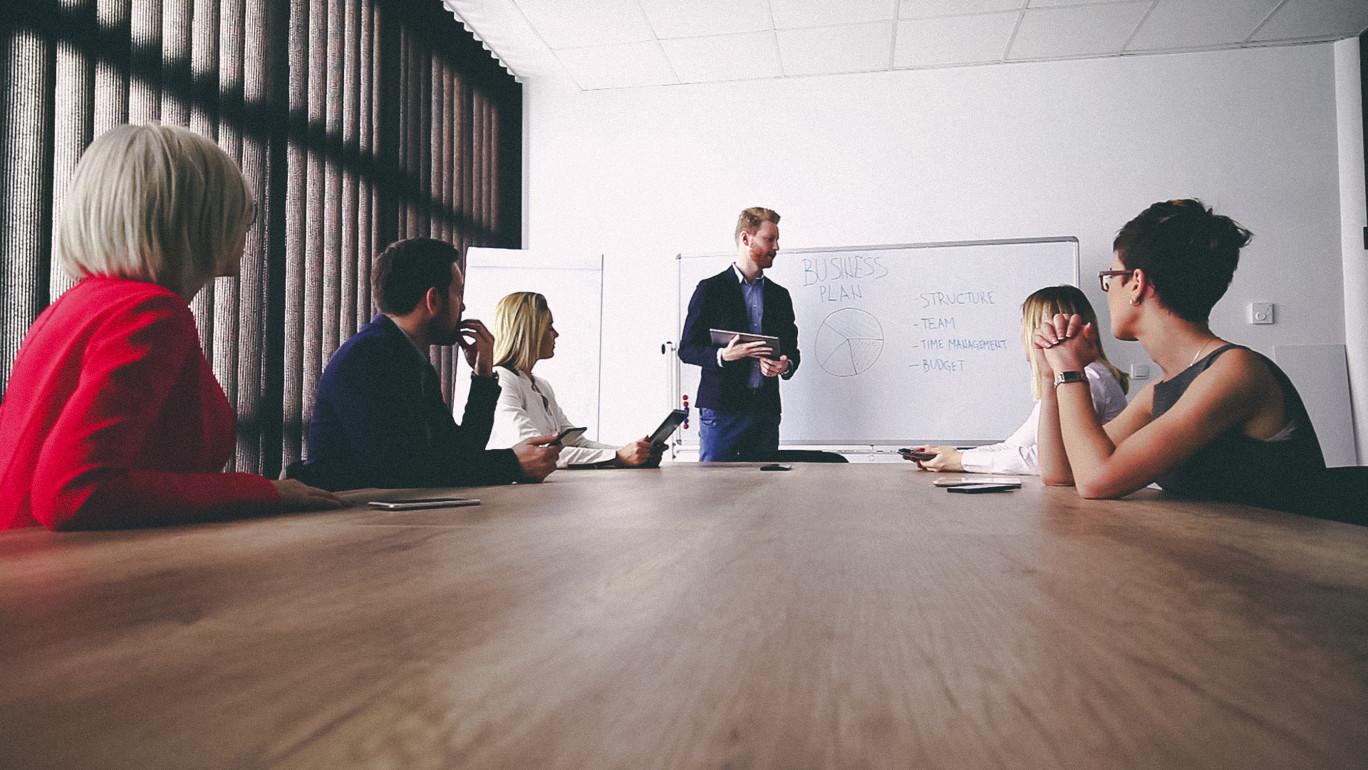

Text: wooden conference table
xmin=2 ymin=463 xmax=1366 ymax=769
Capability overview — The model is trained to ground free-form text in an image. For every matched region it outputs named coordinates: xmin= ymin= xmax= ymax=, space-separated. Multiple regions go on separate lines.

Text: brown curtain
xmin=0 ymin=0 xmax=522 ymax=478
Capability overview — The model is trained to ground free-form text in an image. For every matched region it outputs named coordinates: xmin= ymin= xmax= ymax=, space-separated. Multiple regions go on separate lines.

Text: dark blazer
xmin=679 ymin=267 xmax=800 ymax=414
xmin=301 ymin=315 xmax=521 ymax=491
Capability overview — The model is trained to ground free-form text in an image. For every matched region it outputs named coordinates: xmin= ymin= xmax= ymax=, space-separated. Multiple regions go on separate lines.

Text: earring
xmin=1129 ymin=297 xmax=1140 ymax=306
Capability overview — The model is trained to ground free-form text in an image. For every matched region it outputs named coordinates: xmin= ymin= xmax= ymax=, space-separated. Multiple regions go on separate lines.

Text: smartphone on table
xmin=946 ymin=484 xmax=1020 ymax=494
xmin=368 ymin=498 xmax=480 ymax=510
xmin=933 ymin=476 xmax=1022 ymax=488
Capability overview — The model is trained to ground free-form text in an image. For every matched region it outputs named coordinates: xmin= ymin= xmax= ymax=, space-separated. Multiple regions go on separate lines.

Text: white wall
xmin=1336 ymin=37 xmax=1368 ymax=462
xmin=522 ymin=44 xmax=1354 ymax=454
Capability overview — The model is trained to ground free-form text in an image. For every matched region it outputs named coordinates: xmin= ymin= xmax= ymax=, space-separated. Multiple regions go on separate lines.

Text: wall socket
xmin=1249 ymin=302 xmax=1274 ymax=324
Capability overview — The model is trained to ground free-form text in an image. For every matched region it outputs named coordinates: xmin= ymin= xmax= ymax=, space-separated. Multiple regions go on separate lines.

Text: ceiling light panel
xmin=777 ymin=22 xmax=895 ymax=76
xmin=1027 ymin=0 xmax=1139 ymax=7
xmin=638 ymin=0 xmax=772 ymax=39
xmin=1008 ymin=2 xmax=1151 ymax=60
xmin=900 ymin=0 xmax=1026 ymax=19
xmin=660 ymin=31 xmax=784 ymax=83
xmin=557 ymin=41 xmax=677 ymax=90
xmin=1252 ymin=0 xmax=1368 ymax=42
xmin=516 ymin=0 xmax=655 ymax=49
xmin=894 ymin=12 xmax=1019 ymax=68
xmin=1128 ymin=0 xmax=1283 ymax=51
xmin=770 ymin=0 xmax=899 ymax=30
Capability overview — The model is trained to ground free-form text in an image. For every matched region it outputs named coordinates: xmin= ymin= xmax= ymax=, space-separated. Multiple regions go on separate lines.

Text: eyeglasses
xmin=1098 ymin=269 xmax=1134 ymax=292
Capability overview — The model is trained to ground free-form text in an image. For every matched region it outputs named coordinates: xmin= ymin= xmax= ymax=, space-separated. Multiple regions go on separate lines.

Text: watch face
xmin=1054 ymin=371 xmax=1085 ymax=385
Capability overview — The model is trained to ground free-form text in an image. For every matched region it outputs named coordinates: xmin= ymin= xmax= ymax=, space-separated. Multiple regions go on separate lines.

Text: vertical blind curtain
xmin=0 ymin=0 xmax=522 ymax=478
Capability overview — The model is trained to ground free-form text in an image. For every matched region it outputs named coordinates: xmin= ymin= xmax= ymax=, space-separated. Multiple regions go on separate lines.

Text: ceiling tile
xmin=515 ymin=0 xmax=655 ymax=49
xmin=1008 ymin=2 xmax=1150 ymax=60
xmin=1252 ymin=0 xmax=1368 ymax=42
xmin=1027 ymin=0 xmax=1137 ymax=7
xmin=660 ymin=31 xmax=784 ymax=83
xmin=556 ymin=42 xmax=677 ymax=90
xmin=900 ymin=0 xmax=1026 ymax=19
xmin=894 ymin=12 xmax=1019 ymax=68
xmin=770 ymin=0 xmax=899 ymax=30
xmin=778 ymin=22 xmax=895 ymax=76
xmin=639 ymin=0 xmax=772 ymax=39
xmin=455 ymin=0 xmax=1368 ymax=91
xmin=1129 ymin=0 xmax=1282 ymax=51
xmin=444 ymin=0 xmax=557 ymax=79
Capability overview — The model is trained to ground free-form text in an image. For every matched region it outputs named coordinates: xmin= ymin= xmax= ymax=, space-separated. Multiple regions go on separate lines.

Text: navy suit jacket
xmin=301 ymin=315 xmax=521 ymax=490
xmin=678 ymin=267 xmax=800 ymax=414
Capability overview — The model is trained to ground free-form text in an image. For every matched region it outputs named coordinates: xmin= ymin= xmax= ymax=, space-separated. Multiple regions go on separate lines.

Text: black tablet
xmin=708 ymin=328 xmax=779 ymax=356
xmin=649 ymin=409 xmax=689 ymax=446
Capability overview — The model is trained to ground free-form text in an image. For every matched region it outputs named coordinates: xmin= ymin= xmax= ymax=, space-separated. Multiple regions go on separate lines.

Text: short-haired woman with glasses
xmin=1032 ymin=199 xmax=1326 ymax=513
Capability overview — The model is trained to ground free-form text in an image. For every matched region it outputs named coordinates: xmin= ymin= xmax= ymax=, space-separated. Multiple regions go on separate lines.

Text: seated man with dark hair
xmin=299 ymin=238 xmax=560 ymax=490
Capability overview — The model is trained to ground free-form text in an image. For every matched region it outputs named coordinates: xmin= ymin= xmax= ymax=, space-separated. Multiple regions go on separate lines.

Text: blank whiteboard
xmin=675 ymin=238 xmax=1080 ymax=447
xmin=453 ymin=248 xmax=603 ymax=438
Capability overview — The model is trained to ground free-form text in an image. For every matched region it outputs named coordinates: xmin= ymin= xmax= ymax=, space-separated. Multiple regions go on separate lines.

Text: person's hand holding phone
xmin=615 ymin=436 xmax=661 ymax=468
xmin=513 ymin=433 xmax=562 ymax=482
xmin=902 ymin=446 xmax=964 ymax=472
xmin=458 ymin=317 xmax=495 ymax=377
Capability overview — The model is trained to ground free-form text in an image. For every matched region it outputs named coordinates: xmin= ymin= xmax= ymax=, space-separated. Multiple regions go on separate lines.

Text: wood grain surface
xmin=1 ymin=464 xmax=1365 ymax=769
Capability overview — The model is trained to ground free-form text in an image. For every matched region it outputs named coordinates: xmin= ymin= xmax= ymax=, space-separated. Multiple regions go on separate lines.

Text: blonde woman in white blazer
xmin=485 ymin=292 xmax=660 ymax=468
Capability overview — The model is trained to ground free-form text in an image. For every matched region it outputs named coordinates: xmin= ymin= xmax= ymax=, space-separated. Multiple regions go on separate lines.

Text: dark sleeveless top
xmin=1151 ymin=344 xmax=1325 ymax=512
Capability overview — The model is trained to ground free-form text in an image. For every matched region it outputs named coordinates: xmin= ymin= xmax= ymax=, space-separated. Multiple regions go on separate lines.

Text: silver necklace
xmin=1190 ymin=340 xmax=1213 ymax=366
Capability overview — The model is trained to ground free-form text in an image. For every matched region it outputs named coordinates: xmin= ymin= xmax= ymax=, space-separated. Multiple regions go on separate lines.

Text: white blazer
xmin=484 ymin=367 xmax=617 ymax=467
xmin=960 ymin=362 xmax=1128 ymax=475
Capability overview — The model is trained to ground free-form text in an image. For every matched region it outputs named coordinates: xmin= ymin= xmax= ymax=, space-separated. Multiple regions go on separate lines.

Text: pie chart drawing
xmin=815 ymin=308 xmax=883 ymax=377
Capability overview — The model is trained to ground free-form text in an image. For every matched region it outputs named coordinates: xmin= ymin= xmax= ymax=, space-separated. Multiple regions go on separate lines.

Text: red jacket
xmin=0 ymin=277 xmax=278 ymax=530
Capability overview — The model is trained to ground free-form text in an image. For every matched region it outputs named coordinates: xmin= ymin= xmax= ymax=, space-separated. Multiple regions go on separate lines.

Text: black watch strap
xmin=1053 ymin=370 xmax=1086 ymax=387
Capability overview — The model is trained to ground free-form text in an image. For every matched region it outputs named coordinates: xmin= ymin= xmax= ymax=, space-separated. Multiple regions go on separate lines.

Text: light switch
xmin=1249 ymin=302 xmax=1274 ymax=324
xmin=1129 ymin=363 xmax=1150 ymax=380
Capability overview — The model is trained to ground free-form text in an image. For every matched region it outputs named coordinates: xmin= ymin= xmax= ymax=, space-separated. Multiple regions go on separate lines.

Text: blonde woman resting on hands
xmin=1032 ymin=199 xmax=1325 ymax=513
xmin=486 ymin=293 xmax=662 ymax=468
xmin=910 ymin=285 xmax=1128 ymax=475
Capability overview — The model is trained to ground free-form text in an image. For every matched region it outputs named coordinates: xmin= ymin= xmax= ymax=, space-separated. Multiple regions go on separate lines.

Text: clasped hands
xmin=1031 ymin=313 xmax=1100 ymax=378
xmin=721 ymin=335 xmax=790 ymax=377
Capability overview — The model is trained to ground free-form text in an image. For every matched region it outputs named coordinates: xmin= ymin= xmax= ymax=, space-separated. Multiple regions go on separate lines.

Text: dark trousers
xmin=698 ymin=406 xmax=781 ymax=462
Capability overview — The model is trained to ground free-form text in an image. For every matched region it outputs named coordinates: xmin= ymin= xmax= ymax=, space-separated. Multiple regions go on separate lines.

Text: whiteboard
xmin=675 ymin=238 xmax=1080 ymax=447
xmin=454 ymin=248 xmax=603 ymax=437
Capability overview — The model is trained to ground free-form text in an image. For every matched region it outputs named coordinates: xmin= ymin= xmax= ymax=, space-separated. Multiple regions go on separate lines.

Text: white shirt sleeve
xmin=486 ymin=368 xmax=616 ymax=467
xmin=960 ymin=402 xmax=1041 ymax=475
xmin=1085 ymin=362 xmax=1129 ymax=422
xmin=960 ymin=363 xmax=1128 ymax=476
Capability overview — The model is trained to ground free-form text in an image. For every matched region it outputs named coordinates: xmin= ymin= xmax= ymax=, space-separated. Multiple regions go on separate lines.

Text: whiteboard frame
xmin=673 ymin=236 xmax=1081 ymax=448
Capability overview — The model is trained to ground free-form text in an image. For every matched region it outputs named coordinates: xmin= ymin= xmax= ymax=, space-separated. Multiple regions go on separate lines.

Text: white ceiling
xmin=443 ymin=0 xmax=1368 ymax=90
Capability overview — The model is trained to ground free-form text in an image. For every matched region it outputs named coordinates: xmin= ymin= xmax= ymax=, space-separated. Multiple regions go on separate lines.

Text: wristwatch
xmin=1053 ymin=370 xmax=1086 ymax=387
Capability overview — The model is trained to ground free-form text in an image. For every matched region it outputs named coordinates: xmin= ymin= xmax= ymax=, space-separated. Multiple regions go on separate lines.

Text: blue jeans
xmin=698 ymin=407 xmax=781 ymax=462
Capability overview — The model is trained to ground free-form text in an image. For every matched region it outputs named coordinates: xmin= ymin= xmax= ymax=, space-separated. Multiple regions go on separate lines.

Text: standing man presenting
xmin=679 ymin=207 xmax=800 ymax=461
xmin=300 ymin=238 xmax=560 ymax=490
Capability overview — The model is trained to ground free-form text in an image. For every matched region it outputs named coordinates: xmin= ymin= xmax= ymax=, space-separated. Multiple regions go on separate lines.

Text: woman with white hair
xmin=487 ymin=292 xmax=661 ymax=468
xmin=0 ymin=123 xmax=344 ymax=530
